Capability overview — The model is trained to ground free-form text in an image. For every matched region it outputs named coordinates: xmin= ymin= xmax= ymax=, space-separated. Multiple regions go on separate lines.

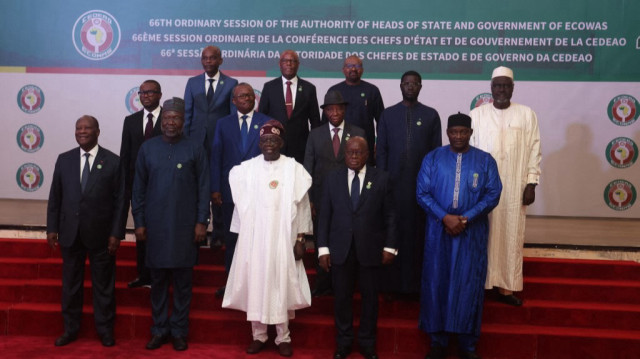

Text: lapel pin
xmin=177 ymin=163 xmax=182 ymax=169
xmin=366 ymin=181 xmax=372 ymax=189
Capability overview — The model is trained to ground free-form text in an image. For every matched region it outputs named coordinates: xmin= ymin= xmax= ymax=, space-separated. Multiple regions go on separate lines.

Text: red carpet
xmin=1 ymin=238 xmax=639 ymax=358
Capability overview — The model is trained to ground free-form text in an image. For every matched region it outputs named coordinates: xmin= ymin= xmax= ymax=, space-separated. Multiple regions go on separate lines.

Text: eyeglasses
xmin=344 ymin=64 xmax=363 ymax=70
xmin=138 ymin=90 xmax=160 ymax=96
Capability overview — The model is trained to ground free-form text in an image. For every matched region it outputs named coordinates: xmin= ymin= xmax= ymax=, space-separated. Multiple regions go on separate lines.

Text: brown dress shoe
xmin=278 ymin=342 xmax=293 ymax=357
xmin=246 ymin=340 xmax=266 ymax=354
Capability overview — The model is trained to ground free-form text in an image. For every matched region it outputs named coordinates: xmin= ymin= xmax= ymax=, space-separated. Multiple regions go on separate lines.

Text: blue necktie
xmin=81 ymin=153 xmax=90 ymax=192
xmin=240 ymin=115 xmax=248 ymax=151
xmin=207 ymin=78 xmax=215 ymax=104
xmin=351 ymin=170 xmax=360 ymax=209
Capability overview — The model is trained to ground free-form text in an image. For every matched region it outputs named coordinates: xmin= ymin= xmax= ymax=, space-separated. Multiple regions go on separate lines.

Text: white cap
xmin=491 ymin=66 xmax=514 ymax=80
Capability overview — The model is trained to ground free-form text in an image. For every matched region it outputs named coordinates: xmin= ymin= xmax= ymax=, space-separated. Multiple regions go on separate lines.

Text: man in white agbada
xmin=469 ymin=66 xmax=541 ymax=307
xmin=222 ymin=119 xmax=312 ymax=357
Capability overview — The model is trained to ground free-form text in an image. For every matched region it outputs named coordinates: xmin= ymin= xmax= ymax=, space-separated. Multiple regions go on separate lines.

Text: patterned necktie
xmin=240 ymin=114 xmax=248 ymax=152
xmin=144 ymin=113 xmax=154 ymax=141
xmin=351 ymin=170 xmax=360 ymax=209
xmin=285 ymin=80 xmax=293 ymax=118
xmin=81 ymin=153 xmax=90 ymax=192
xmin=332 ymin=127 xmax=340 ymax=158
xmin=207 ymin=78 xmax=215 ymax=104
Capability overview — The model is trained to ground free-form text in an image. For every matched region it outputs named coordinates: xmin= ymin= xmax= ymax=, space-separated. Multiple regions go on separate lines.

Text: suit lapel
xmin=355 ymin=166 xmax=374 ymax=210
xmin=210 ymin=73 xmax=226 ymax=110
xmin=83 ymin=147 xmax=105 ymax=195
xmin=230 ymin=114 xmax=244 ymax=155
xmin=291 ymin=78 xmax=304 ymax=116
xmin=244 ymin=114 xmax=261 ymax=158
xmin=152 ymin=109 xmax=163 ymax=135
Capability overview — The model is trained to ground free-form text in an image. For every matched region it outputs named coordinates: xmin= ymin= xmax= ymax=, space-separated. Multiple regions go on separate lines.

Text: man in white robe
xmin=223 ymin=120 xmax=312 ymax=357
xmin=469 ymin=66 xmax=541 ymax=306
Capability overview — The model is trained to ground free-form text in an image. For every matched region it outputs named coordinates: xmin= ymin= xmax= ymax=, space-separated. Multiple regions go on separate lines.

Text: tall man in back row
xmin=120 ymin=79 xmax=163 ymax=289
xmin=376 ymin=70 xmax=442 ymax=294
xmin=470 ymin=66 xmax=541 ymax=306
xmin=258 ymin=49 xmax=322 ymax=163
xmin=325 ymin=55 xmax=384 ymax=165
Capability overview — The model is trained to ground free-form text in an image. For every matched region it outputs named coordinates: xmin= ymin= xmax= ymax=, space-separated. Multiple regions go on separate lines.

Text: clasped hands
xmin=443 ymin=214 xmax=468 ymax=236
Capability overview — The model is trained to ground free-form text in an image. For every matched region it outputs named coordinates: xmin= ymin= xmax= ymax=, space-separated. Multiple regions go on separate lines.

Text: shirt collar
xmin=80 ymin=144 xmax=99 ymax=157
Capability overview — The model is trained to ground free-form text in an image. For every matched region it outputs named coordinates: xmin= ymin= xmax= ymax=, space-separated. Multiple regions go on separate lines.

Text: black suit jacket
xmin=119 ymin=109 xmax=162 ymax=203
xmin=317 ymin=166 xmax=396 ymax=267
xmin=303 ymin=122 xmax=365 ymax=204
xmin=46 ymin=146 xmax=126 ymax=249
xmin=258 ymin=77 xmax=322 ymax=163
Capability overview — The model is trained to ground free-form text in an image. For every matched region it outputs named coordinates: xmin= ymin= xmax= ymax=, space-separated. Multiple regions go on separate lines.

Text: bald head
xmin=344 ymin=136 xmax=369 ymax=171
xmin=201 ymin=45 xmax=223 ymax=77
xmin=279 ymin=50 xmax=299 ymax=80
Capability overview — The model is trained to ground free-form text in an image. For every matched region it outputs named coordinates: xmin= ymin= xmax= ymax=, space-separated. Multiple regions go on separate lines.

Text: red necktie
xmin=332 ymin=128 xmax=340 ymax=158
xmin=285 ymin=81 xmax=293 ymax=118
xmin=144 ymin=113 xmax=154 ymax=141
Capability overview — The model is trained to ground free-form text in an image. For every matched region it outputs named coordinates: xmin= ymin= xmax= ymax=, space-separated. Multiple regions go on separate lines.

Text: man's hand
xmin=319 ymin=254 xmax=331 ymax=272
xmin=211 ymin=192 xmax=223 ymax=207
xmin=194 ymin=223 xmax=207 ymax=243
xmin=294 ymin=241 xmax=305 ymax=260
xmin=134 ymin=227 xmax=147 ymax=241
xmin=381 ymin=251 xmax=395 ymax=265
xmin=107 ymin=236 xmax=120 ymax=255
xmin=523 ymin=184 xmax=536 ymax=206
xmin=443 ymin=214 xmax=467 ymax=236
xmin=46 ymin=232 xmax=58 ymax=250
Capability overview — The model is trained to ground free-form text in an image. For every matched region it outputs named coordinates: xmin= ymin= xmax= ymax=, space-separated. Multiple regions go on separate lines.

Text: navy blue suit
xmin=184 ymin=72 xmax=238 ymax=151
xmin=210 ymin=111 xmax=269 ymax=273
xmin=317 ymin=165 xmax=396 ymax=349
xmin=46 ymin=146 xmax=126 ymax=338
xmin=119 ymin=109 xmax=162 ymax=283
xmin=258 ymin=77 xmax=321 ymax=163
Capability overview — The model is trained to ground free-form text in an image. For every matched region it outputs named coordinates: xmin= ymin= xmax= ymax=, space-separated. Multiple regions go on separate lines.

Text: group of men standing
xmin=45 ymin=41 xmax=541 ymax=359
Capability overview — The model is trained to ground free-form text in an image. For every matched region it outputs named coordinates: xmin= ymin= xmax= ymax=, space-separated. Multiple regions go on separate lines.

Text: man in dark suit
xmin=210 ymin=83 xmax=269 ymax=298
xmin=184 ymin=45 xmax=238 ymax=247
xmin=184 ymin=45 xmax=238 ymax=153
xmin=258 ymin=49 xmax=321 ymax=164
xmin=46 ymin=115 xmax=126 ymax=347
xmin=304 ymin=90 xmax=365 ymax=297
xmin=119 ymin=79 xmax=163 ymax=288
xmin=317 ymin=137 xmax=397 ymax=359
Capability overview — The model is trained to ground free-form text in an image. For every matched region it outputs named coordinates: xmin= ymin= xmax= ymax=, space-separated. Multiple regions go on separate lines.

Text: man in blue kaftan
xmin=416 ymin=113 xmax=502 ymax=359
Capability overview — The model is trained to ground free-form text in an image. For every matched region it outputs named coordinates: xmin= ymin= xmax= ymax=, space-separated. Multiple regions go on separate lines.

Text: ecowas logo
xmin=125 ymin=87 xmax=143 ymax=114
xmin=470 ymin=93 xmax=493 ymax=110
xmin=603 ymin=179 xmax=636 ymax=211
xmin=605 ymin=137 xmax=637 ymax=168
xmin=17 ymin=85 xmax=44 ymax=114
xmin=72 ymin=10 xmax=121 ymax=60
xmin=607 ymin=95 xmax=639 ymax=126
xmin=16 ymin=163 xmax=44 ymax=192
xmin=17 ymin=124 xmax=44 ymax=153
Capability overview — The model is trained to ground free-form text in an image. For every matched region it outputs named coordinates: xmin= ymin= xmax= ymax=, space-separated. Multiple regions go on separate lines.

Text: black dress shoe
xmin=54 ymin=332 xmax=77 ymax=347
xmin=333 ymin=345 xmax=351 ymax=359
xmin=497 ymin=293 xmax=523 ymax=306
xmin=128 ymin=278 xmax=151 ymax=288
xmin=425 ymin=345 xmax=447 ymax=359
xmin=459 ymin=350 xmax=481 ymax=359
xmin=246 ymin=340 xmax=267 ymax=354
xmin=100 ymin=333 xmax=115 ymax=347
xmin=172 ymin=336 xmax=188 ymax=351
xmin=145 ymin=335 xmax=168 ymax=350
xmin=359 ymin=346 xmax=378 ymax=359
xmin=215 ymin=286 xmax=226 ymax=298
xmin=277 ymin=342 xmax=293 ymax=357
